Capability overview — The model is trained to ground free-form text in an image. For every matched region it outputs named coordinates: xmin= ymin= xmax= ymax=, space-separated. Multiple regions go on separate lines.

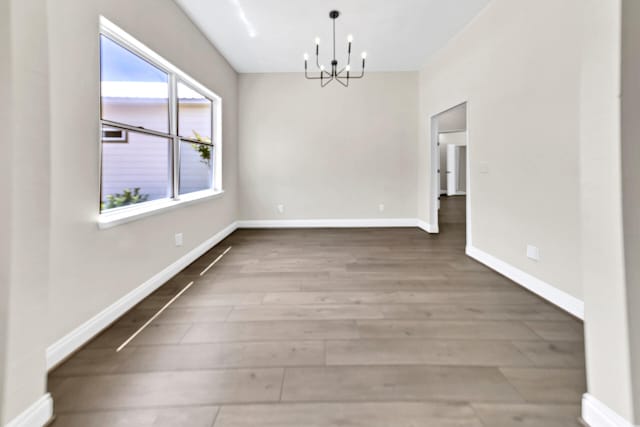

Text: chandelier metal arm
xmin=334 ymin=75 xmax=349 ymax=87
xmin=321 ymin=76 xmax=334 ymax=87
xmin=304 ymin=72 xmax=323 ymax=80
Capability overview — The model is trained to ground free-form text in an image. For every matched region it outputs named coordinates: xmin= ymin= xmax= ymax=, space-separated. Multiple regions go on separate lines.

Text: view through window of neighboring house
xmin=99 ymin=27 xmax=219 ymax=214
xmin=178 ymin=82 xmax=214 ymax=195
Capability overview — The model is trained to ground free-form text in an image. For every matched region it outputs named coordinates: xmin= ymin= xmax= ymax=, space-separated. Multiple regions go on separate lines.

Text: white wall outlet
xmin=175 ymin=233 xmax=183 ymax=247
xmin=379 ymin=204 xmax=385 ymax=212
xmin=277 ymin=204 xmax=285 ymax=214
xmin=526 ymin=244 xmax=540 ymax=261
xmin=479 ymin=161 xmax=489 ymax=174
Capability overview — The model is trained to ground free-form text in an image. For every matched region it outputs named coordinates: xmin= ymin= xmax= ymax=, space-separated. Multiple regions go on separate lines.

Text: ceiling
xmin=175 ymin=0 xmax=490 ymax=73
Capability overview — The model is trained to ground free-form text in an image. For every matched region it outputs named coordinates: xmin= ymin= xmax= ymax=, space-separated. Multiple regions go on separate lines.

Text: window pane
xmin=100 ymin=35 xmax=169 ymax=133
xmin=101 ymin=126 xmax=171 ymax=211
xmin=179 ymin=140 xmax=213 ymax=195
xmin=178 ymin=82 xmax=212 ymax=141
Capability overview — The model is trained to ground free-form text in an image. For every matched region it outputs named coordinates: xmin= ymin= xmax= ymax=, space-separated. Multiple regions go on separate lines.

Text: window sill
xmin=98 ymin=189 xmax=225 ymax=230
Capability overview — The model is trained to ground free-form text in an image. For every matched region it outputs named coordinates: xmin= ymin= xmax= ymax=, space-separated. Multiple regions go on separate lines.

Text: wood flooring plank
xmin=524 ymin=321 xmax=584 ymax=341
xmin=51 ymin=406 xmax=219 ymax=427
xmin=356 ymin=319 xmax=541 ymax=340
xmin=226 ymin=304 xmax=386 ymax=322
xmin=51 ymin=368 xmax=284 ymax=412
xmin=181 ymin=320 xmax=359 ymax=343
xmin=325 ymin=339 xmax=533 ymax=367
xmin=378 ymin=304 xmax=567 ymax=321
xmin=499 ymin=368 xmax=586 ymax=403
xmin=471 ymin=403 xmax=582 ymax=427
xmin=214 ymin=402 xmax=483 ymax=427
xmin=86 ymin=323 xmax=192 ymax=349
xmin=116 ymin=307 xmax=232 ymax=326
xmin=262 ymin=290 xmax=541 ymax=305
xmin=116 ymin=341 xmax=325 ymax=372
xmin=281 ymin=366 xmax=524 ymax=403
xmin=512 ymin=341 xmax=585 ymax=367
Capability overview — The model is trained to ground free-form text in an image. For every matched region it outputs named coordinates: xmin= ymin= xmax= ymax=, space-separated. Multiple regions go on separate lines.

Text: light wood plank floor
xmin=48 ymin=196 xmax=586 ymax=426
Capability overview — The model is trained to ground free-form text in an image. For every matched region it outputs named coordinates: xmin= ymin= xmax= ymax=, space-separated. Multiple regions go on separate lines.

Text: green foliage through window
xmin=102 ymin=188 xmax=149 ymax=210
xmin=192 ymin=130 xmax=212 ymax=164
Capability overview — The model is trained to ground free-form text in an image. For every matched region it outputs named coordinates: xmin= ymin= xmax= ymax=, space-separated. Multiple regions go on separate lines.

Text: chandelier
xmin=304 ymin=10 xmax=367 ymax=87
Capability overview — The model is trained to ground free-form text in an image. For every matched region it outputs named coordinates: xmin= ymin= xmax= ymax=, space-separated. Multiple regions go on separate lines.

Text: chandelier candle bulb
xmin=347 ymin=34 xmax=353 ymax=43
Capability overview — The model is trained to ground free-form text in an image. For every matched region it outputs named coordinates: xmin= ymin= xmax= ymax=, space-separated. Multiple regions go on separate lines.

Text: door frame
xmin=429 ymin=101 xmax=471 ymax=248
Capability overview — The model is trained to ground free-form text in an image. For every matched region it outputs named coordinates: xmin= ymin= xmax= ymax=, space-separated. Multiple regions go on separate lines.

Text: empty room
xmin=2 ymin=0 xmax=639 ymax=426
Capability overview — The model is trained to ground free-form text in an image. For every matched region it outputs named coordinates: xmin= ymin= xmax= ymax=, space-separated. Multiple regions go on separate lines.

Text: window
xmin=99 ymin=17 xmax=221 ymax=219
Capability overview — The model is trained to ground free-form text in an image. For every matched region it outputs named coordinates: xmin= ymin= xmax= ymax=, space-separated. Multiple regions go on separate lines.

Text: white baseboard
xmin=5 ymin=394 xmax=53 ymax=427
xmin=466 ymin=245 xmax=584 ymax=319
xmin=582 ymin=393 xmax=638 ymax=427
xmin=237 ymin=218 xmax=418 ymax=229
xmin=417 ymin=219 xmax=438 ymax=234
xmin=46 ymin=222 xmax=238 ymax=370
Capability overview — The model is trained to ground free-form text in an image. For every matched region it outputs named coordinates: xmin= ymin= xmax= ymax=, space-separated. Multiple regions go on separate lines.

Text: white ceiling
xmin=175 ymin=0 xmax=490 ymax=73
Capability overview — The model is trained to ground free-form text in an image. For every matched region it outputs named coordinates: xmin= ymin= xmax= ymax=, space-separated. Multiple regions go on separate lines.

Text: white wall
xmin=239 ymin=72 xmax=419 ymax=221
xmin=47 ymin=0 xmax=238 ymax=352
xmin=2 ymin=0 xmax=51 ymax=422
xmin=418 ymin=0 xmax=583 ymax=300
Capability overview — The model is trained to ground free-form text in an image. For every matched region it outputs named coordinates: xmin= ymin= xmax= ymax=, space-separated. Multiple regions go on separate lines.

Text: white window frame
xmin=98 ymin=16 xmax=223 ymax=229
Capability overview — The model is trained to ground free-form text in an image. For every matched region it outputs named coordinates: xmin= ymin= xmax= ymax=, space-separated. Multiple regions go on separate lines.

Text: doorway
xmin=430 ymin=102 xmax=469 ymax=243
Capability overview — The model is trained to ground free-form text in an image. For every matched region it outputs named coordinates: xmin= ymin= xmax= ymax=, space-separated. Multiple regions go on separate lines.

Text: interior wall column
xmin=1 ymin=0 xmax=52 ymax=423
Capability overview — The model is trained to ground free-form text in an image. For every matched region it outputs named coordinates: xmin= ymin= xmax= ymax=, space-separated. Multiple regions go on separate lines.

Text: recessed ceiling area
xmin=175 ymin=0 xmax=491 ymax=73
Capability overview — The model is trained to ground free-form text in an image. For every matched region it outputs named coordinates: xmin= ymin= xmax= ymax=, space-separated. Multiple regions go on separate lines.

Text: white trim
xmin=237 ymin=218 xmax=418 ymax=229
xmin=98 ymin=190 xmax=225 ymax=230
xmin=466 ymin=245 xmax=584 ymax=319
xmin=46 ymin=222 xmax=238 ymax=370
xmin=417 ymin=219 xmax=438 ymax=234
xmin=582 ymin=393 xmax=638 ymax=427
xmin=4 ymin=394 xmax=53 ymax=427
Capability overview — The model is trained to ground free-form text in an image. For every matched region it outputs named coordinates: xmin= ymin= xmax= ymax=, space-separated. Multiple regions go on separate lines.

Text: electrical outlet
xmin=175 ymin=233 xmax=183 ymax=247
xmin=379 ymin=204 xmax=385 ymax=212
xmin=277 ymin=204 xmax=285 ymax=214
xmin=526 ymin=244 xmax=540 ymax=261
